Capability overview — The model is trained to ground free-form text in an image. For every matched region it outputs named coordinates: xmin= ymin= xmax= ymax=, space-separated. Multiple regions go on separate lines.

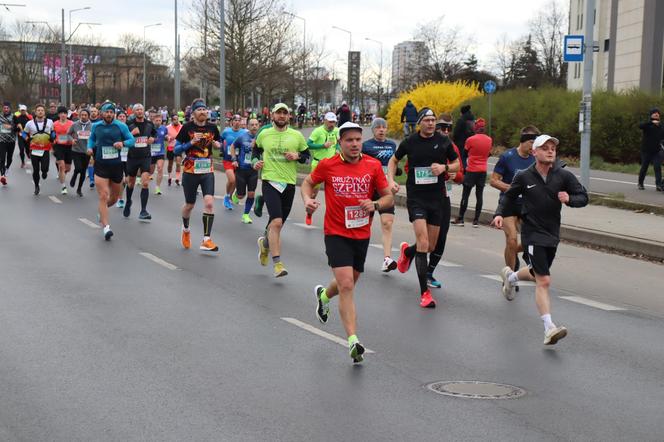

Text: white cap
xmin=324 ymin=112 xmax=337 ymax=122
xmin=338 ymin=121 xmax=362 ymax=138
xmin=533 ymin=134 xmax=559 ymax=149
xmin=18 ymin=104 xmax=27 ymax=111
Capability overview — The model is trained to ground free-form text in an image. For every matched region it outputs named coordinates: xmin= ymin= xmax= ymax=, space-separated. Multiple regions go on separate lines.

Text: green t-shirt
xmin=308 ymin=125 xmax=340 ymax=161
xmin=255 ymin=126 xmax=308 ymax=184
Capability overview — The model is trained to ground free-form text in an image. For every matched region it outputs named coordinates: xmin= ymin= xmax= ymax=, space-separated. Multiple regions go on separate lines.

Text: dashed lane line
xmin=78 ymin=218 xmax=101 ymax=229
xmin=559 ymin=296 xmax=625 ymax=311
xmin=293 ymin=223 xmax=320 ymax=229
xmin=368 ymin=244 xmax=463 ymax=267
xmin=281 ymin=317 xmax=375 ymax=354
xmin=480 ymin=274 xmax=535 ymax=286
xmin=48 ymin=196 xmax=62 ymax=204
xmin=139 ymin=252 xmax=178 ymax=271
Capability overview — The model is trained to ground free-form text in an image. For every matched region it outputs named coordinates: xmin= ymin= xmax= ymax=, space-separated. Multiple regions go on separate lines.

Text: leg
xmin=638 ymin=152 xmax=650 ymax=186
xmin=458 ymin=184 xmax=472 ymax=221
xmin=654 ymin=151 xmax=662 ymax=188
xmin=108 ymin=180 xmax=123 ymax=206
xmin=155 ymin=159 xmax=164 ymax=189
xmin=31 ymin=154 xmax=41 ymax=186
xmin=534 ymin=273 xmax=552 ymax=316
xmin=267 ymin=218 xmax=284 ymax=258
xmin=428 ymin=197 xmax=451 ymax=273
xmin=4 ymin=140 xmax=15 ymax=171
xmin=0 ymin=142 xmax=7 ymax=176
xmin=380 ymin=213 xmax=394 ymax=258
xmin=329 ymin=267 xmax=361 ymax=338
xmin=18 ymin=137 xmax=26 ymax=165
xmin=225 ymin=168 xmax=236 ymax=196
xmin=474 ymin=181 xmax=485 ymax=222
xmin=502 ymin=216 xmax=520 ymax=270
xmin=96 ymin=176 xmax=111 ymax=226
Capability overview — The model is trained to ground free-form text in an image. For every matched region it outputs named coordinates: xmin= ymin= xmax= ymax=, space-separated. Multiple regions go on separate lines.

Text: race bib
xmin=193 ymin=158 xmax=212 ymax=174
xmin=77 ymin=130 xmax=90 ymax=140
xmin=0 ymin=124 xmax=11 ymax=134
xmin=102 ymin=146 xmax=119 ymax=160
xmin=150 ymin=144 xmax=162 ymax=156
xmin=135 ymin=136 xmax=148 ymax=148
xmin=120 ymin=147 xmax=129 ymax=162
xmin=57 ymin=134 xmax=71 ymax=143
xmin=31 ymin=149 xmax=45 ymax=157
xmin=344 ymin=206 xmax=370 ymax=229
xmin=414 ymin=167 xmax=437 ymax=185
xmin=243 ymin=154 xmax=252 ymax=166
xmin=269 ymin=181 xmax=287 ymax=194
xmin=446 ymin=182 xmax=453 ymax=196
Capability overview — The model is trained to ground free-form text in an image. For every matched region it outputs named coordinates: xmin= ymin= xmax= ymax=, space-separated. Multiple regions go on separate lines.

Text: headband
xmin=520 ymin=133 xmax=539 ymax=143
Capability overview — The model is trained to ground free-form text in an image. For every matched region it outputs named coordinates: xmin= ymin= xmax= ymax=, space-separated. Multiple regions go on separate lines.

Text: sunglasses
xmin=436 ymin=124 xmax=452 ymax=131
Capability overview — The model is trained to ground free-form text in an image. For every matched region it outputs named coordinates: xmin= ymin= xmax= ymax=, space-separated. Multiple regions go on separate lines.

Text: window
xmin=604 ymin=39 xmax=610 ymax=52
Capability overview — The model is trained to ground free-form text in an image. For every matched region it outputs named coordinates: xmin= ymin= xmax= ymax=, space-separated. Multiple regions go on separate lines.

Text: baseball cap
xmin=272 ymin=103 xmax=289 ymax=113
xmin=533 ymin=134 xmax=559 ymax=149
xmin=338 ymin=121 xmax=362 ymax=138
xmin=324 ymin=112 xmax=337 ymax=122
xmin=18 ymin=104 xmax=27 ymax=111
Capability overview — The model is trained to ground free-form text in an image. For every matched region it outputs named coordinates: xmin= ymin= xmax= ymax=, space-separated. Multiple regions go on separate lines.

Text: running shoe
xmin=305 ymin=212 xmax=313 ymax=225
xmin=514 ymin=255 xmax=520 ymax=293
xmin=253 ymin=194 xmax=264 ymax=217
xmin=543 ymin=326 xmax=568 ymax=345
xmin=472 ymin=220 xmax=479 ymax=228
xmin=396 ymin=242 xmax=413 ymax=273
xmin=181 ymin=228 xmax=191 ymax=249
xmin=427 ymin=273 xmax=442 ymax=289
xmin=231 ymin=192 xmax=239 ymax=204
xmin=0 ymin=176 xmax=6 ymax=186
xmin=200 ymin=238 xmax=219 ymax=252
xmin=89 ymin=181 xmax=95 ymax=189
xmin=34 ymin=184 xmax=40 ymax=195
xmin=168 ymin=178 xmax=172 ymax=186
xmin=41 ymin=171 xmax=47 ymax=180
xmin=257 ymin=236 xmax=269 ymax=266
xmin=116 ymin=199 xmax=125 ymax=208
xmin=122 ymin=199 xmax=132 ymax=218
xmin=420 ymin=290 xmax=437 ymax=308
xmin=61 ymin=186 xmax=67 ymax=195
xmin=223 ymin=195 xmax=233 ymax=210
xmin=273 ymin=262 xmax=288 ymax=278
xmin=76 ymin=188 xmax=83 ymax=197
xmin=70 ymin=175 xmax=76 ymax=187
xmin=103 ymin=225 xmax=113 ymax=241
xmin=175 ymin=179 xmax=180 ymax=187
xmin=450 ymin=218 xmax=464 ymax=226
xmin=349 ymin=342 xmax=365 ymax=363
xmin=241 ymin=213 xmax=253 ymax=224
xmin=500 ymin=266 xmax=515 ymax=301
xmin=155 ymin=186 xmax=162 ymax=195
xmin=381 ymin=257 xmax=397 ymax=272
xmin=314 ymin=285 xmax=329 ymax=324
xmin=138 ymin=210 xmax=152 ymax=222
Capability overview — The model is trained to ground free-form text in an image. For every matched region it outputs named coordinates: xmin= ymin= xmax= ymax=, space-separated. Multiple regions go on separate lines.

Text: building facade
xmin=567 ymin=0 xmax=664 ymax=94
xmin=391 ymin=41 xmax=429 ymax=93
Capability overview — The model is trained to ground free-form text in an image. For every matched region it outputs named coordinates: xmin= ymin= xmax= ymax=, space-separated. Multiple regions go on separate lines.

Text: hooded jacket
xmin=639 ymin=109 xmax=663 ymax=154
xmin=400 ymin=102 xmax=418 ymax=123
xmin=453 ymin=107 xmax=475 ymax=149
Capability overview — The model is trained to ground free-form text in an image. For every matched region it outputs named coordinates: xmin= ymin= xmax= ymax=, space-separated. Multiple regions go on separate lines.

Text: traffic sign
xmin=483 ymin=80 xmax=496 ymax=94
xmin=564 ymin=35 xmax=584 ymax=62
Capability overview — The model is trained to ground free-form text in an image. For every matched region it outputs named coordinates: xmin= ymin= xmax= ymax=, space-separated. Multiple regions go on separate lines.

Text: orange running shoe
xmin=181 ymin=228 xmax=191 ymax=249
xmin=200 ymin=237 xmax=219 ymax=252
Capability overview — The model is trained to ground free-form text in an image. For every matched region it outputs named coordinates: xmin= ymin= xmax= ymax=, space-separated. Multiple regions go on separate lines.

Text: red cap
xmin=474 ymin=118 xmax=486 ymax=131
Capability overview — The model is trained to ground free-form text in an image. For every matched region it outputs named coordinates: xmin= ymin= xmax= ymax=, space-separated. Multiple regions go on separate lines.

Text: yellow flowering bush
xmin=386 ymin=81 xmax=482 ymax=138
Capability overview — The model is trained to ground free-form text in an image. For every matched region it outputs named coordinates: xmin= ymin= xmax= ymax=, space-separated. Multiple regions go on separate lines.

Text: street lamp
xmin=68 ymin=7 xmax=92 ymax=106
xmin=332 ymin=25 xmax=352 ymax=52
xmin=143 ymin=22 xmax=162 ymax=107
xmin=1 ymin=3 xmax=26 ymax=11
xmin=365 ymin=37 xmax=383 ymax=111
xmin=285 ymin=11 xmax=307 ymax=109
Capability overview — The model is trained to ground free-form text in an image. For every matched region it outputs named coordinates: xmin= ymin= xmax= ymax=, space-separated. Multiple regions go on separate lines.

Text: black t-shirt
xmin=175 ymin=121 xmax=221 ymax=174
xmin=128 ymin=119 xmax=157 ymax=159
xmin=394 ymin=132 xmax=458 ymax=195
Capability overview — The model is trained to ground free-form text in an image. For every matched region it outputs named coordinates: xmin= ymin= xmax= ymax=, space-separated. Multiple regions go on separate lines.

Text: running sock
xmin=415 ymin=252 xmax=429 ymax=294
xmin=320 ymin=288 xmax=330 ymax=304
xmin=140 ymin=188 xmax=149 ymax=210
xmin=87 ymin=165 xmax=94 ymax=182
xmin=348 ymin=334 xmax=359 ymax=346
xmin=126 ymin=185 xmax=134 ymax=202
xmin=182 ymin=217 xmax=190 ymax=229
xmin=202 ymin=212 xmax=214 ymax=236
xmin=428 ymin=252 xmax=443 ymax=273
xmin=77 ymin=171 xmax=85 ymax=190
xmin=508 ymin=271 xmax=519 ymax=285
xmin=541 ymin=314 xmax=555 ymax=331
xmin=272 ymin=255 xmax=281 ymax=264
xmin=404 ymin=244 xmax=417 ymax=259
xmin=244 ymin=197 xmax=254 ymax=214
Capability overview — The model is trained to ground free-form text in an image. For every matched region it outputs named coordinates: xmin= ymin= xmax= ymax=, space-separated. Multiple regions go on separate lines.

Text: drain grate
xmin=426 ymin=381 xmax=526 ymax=400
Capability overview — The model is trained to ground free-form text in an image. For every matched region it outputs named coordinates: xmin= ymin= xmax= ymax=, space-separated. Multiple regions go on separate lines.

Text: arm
xmin=301 ymin=174 xmax=320 ymax=213
xmin=87 ymin=125 xmax=96 ymax=154
xmin=490 ymin=172 xmax=510 ymax=193
xmin=495 ymin=171 xmax=526 ymax=217
xmin=174 ymin=139 xmax=192 ymax=155
xmin=561 ymin=171 xmax=589 ymax=208
xmin=307 ymin=138 xmax=325 ymax=150
xmin=120 ymin=123 xmax=135 ymax=148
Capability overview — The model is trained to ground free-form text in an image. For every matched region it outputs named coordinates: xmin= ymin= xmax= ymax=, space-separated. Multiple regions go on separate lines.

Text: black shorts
xmin=324 ymin=235 xmax=370 ymax=273
xmin=372 ymin=190 xmax=395 ymax=215
xmin=236 ymin=168 xmax=258 ymax=196
xmin=496 ymin=196 xmax=523 ymax=219
xmin=263 ymin=180 xmax=296 ymax=224
xmin=463 ymin=171 xmax=486 ymax=187
xmin=126 ymin=157 xmax=151 ymax=177
xmin=406 ymin=193 xmax=444 ymax=225
xmin=53 ymin=145 xmax=73 ymax=164
xmin=182 ymin=172 xmax=215 ymax=204
xmin=151 ymin=155 xmax=165 ymax=164
xmin=166 ymin=150 xmax=180 ymax=161
xmin=524 ymin=244 xmax=557 ymax=277
xmin=94 ymin=163 xmax=124 ymax=184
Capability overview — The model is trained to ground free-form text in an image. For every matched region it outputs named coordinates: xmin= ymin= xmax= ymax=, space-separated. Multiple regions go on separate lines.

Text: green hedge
xmin=453 ymin=87 xmax=662 ymax=163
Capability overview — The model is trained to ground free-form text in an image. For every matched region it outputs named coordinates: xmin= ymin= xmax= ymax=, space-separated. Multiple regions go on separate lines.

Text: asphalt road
xmin=1 ymin=164 xmax=663 ymax=441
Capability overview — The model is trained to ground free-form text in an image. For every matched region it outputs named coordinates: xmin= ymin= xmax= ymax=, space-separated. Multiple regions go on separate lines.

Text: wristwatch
xmin=444 ymin=163 xmax=449 ymax=173
xmin=373 ymin=201 xmax=380 ymax=211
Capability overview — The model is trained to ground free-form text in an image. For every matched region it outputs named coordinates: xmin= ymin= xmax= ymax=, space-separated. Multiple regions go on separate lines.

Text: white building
xmin=391 ymin=41 xmax=429 ymax=93
xmin=567 ymin=0 xmax=664 ymax=94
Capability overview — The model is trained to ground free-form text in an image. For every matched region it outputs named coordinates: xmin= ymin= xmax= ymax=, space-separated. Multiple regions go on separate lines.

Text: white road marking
xmin=48 ymin=196 xmax=62 ymax=204
xmin=78 ymin=218 xmax=101 ymax=229
xmin=139 ymin=252 xmax=178 ymax=270
xmin=293 ymin=222 xmax=319 ymax=229
xmin=214 ymin=195 xmax=223 ymax=199
xmin=480 ymin=274 xmax=535 ymax=286
xmin=25 ymin=169 xmax=31 ymax=174
xmin=559 ymin=296 xmax=625 ymax=311
xmin=281 ymin=317 xmax=375 ymax=353
xmin=368 ymin=244 xmax=462 ymax=267
xmin=370 ymin=244 xmax=399 ymax=252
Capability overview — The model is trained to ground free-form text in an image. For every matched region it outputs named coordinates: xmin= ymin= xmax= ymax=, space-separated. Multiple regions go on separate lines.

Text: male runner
xmin=232 ymin=118 xmax=260 ymax=224
xmin=492 ymin=134 xmax=588 ymax=345
xmin=22 ymin=104 xmax=54 ymax=195
xmin=87 ymin=106 xmax=100 ymax=189
xmin=174 ymin=98 xmax=222 ymax=252
xmin=361 ymin=117 xmax=398 ymax=272
xmin=87 ymin=101 xmax=135 ymax=240
xmin=68 ymin=108 xmax=93 ymax=197
xmin=53 ymin=106 xmax=74 ymax=195
xmin=166 ymin=114 xmax=182 ymax=186
xmin=303 ymin=121 xmax=393 ymax=363
xmin=388 ymin=108 xmax=460 ymax=308
xmin=150 ymin=112 xmax=168 ymax=195
xmin=125 ymin=103 xmax=156 ymax=221
xmin=15 ymin=105 xmax=31 ymax=168
xmin=221 ymin=114 xmax=247 ymax=210
xmin=0 ymin=102 xmax=17 ymax=185
xmin=305 ymin=111 xmax=340 ymax=225
xmin=253 ymin=103 xmax=309 ymax=277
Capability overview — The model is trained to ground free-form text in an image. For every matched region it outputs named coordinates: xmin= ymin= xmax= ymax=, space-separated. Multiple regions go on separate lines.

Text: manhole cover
xmin=426 ymin=381 xmax=526 ymax=400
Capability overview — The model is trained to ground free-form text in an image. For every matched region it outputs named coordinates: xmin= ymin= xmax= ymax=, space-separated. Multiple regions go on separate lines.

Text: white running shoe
xmin=500 ymin=266 xmax=515 ymax=301
xmin=543 ymin=326 xmax=567 ymax=345
xmin=381 ymin=257 xmax=397 ymax=272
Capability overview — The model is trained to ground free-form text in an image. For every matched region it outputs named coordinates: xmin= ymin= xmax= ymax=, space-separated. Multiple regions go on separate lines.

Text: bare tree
xmin=413 ymin=16 xmax=472 ymax=82
xmin=529 ymin=0 xmax=568 ymax=85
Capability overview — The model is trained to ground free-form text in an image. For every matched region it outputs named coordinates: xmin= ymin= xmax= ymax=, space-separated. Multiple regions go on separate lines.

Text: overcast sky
xmin=4 ymin=0 xmax=566 ymax=75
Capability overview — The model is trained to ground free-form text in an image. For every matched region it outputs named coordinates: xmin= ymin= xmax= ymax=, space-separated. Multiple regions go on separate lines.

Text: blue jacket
xmin=401 ymin=103 xmax=418 ymax=123
xmin=88 ymin=120 xmax=135 ymax=165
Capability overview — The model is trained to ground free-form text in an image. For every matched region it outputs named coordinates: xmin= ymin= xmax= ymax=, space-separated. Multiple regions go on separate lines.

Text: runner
xmin=87 ymin=106 xmax=100 ymax=189
xmin=489 ymin=126 xmax=539 ymax=287
xmin=492 ymin=134 xmax=588 ymax=345
xmin=166 ymin=114 xmax=183 ymax=186
xmin=232 ymin=118 xmax=260 ymax=224
xmin=14 ymin=105 xmax=31 ymax=168
xmin=302 ymin=121 xmax=393 ymax=363
xmin=253 ymin=103 xmax=309 ymax=277
xmin=305 ymin=111 xmax=340 ymax=225
xmin=22 ymin=104 xmax=55 ymax=196
xmin=0 ymin=101 xmax=17 ymax=185
xmin=53 ymin=106 xmax=74 ymax=195
xmin=173 ymin=98 xmax=222 ymax=252
xmin=388 ymin=108 xmax=460 ymax=308
xmin=361 ymin=117 xmax=398 ymax=272
xmin=68 ymin=108 xmax=93 ymax=197
xmin=150 ymin=112 xmax=168 ymax=195
xmin=251 ymin=120 xmax=273 ymax=218
xmin=220 ymin=114 xmax=247 ymax=210
xmin=125 ymin=103 xmax=156 ymax=221
xmin=88 ymin=101 xmax=135 ymax=240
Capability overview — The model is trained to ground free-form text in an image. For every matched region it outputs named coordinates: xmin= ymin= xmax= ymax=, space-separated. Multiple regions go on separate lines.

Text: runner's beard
xmin=273 ymin=119 xmax=288 ymax=128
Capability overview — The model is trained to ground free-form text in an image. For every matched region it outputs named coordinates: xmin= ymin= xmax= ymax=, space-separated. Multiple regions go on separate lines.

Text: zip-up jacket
xmin=638 ymin=121 xmax=664 ymax=154
xmin=88 ymin=120 xmax=135 ymax=165
xmin=496 ymin=162 xmax=588 ymax=247
xmin=0 ymin=112 xmax=17 ymax=143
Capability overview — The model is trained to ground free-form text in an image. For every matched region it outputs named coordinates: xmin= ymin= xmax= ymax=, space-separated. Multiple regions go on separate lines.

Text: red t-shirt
xmin=310 ymin=154 xmax=388 ymax=240
xmin=53 ymin=120 xmax=74 ymax=146
xmin=464 ymin=133 xmax=492 ymax=172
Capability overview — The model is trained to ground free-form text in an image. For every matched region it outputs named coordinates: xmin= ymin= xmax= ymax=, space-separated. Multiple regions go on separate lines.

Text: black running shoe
xmin=314 ymin=285 xmax=329 ymax=324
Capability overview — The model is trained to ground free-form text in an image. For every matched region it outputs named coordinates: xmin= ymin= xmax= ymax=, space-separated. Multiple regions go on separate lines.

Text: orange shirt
xmin=53 ymin=119 xmax=74 ymax=146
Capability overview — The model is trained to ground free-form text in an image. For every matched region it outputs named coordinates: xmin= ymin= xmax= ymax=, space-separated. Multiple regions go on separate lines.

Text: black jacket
xmin=452 ymin=111 xmax=474 ymax=149
xmin=496 ymin=162 xmax=588 ymax=247
xmin=400 ymin=103 xmax=418 ymax=123
xmin=638 ymin=121 xmax=663 ymax=154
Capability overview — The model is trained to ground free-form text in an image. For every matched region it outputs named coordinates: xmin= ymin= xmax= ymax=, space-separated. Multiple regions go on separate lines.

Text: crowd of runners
xmin=0 ymin=98 xmax=589 ymax=363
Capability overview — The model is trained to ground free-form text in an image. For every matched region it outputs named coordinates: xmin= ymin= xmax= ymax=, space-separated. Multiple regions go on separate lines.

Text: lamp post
xmin=285 ymin=12 xmax=306 ymax=109
xmin=332 ymin=26 xmax=353 ymax=106
xmin=219 ymin=0 xmax=225 ymax=115
xmin=364 ymin=37 xmax=383 ymax=111
xmin=0 ymin=3 xmax=26 ymax=11
xmin=68 ymin=7 xmax=92 ymax=107
xmin=143 ymin=22 xmax=162 ymax=107
xmin=332 ymin=25 xmax=352 ymax=52
xmin=174 ymin=0 xmax=180 ymax=111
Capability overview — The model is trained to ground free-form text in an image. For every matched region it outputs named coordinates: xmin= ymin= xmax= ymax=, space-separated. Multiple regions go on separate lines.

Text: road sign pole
xmin=580 ymin=0 xmax=595 ymax=190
